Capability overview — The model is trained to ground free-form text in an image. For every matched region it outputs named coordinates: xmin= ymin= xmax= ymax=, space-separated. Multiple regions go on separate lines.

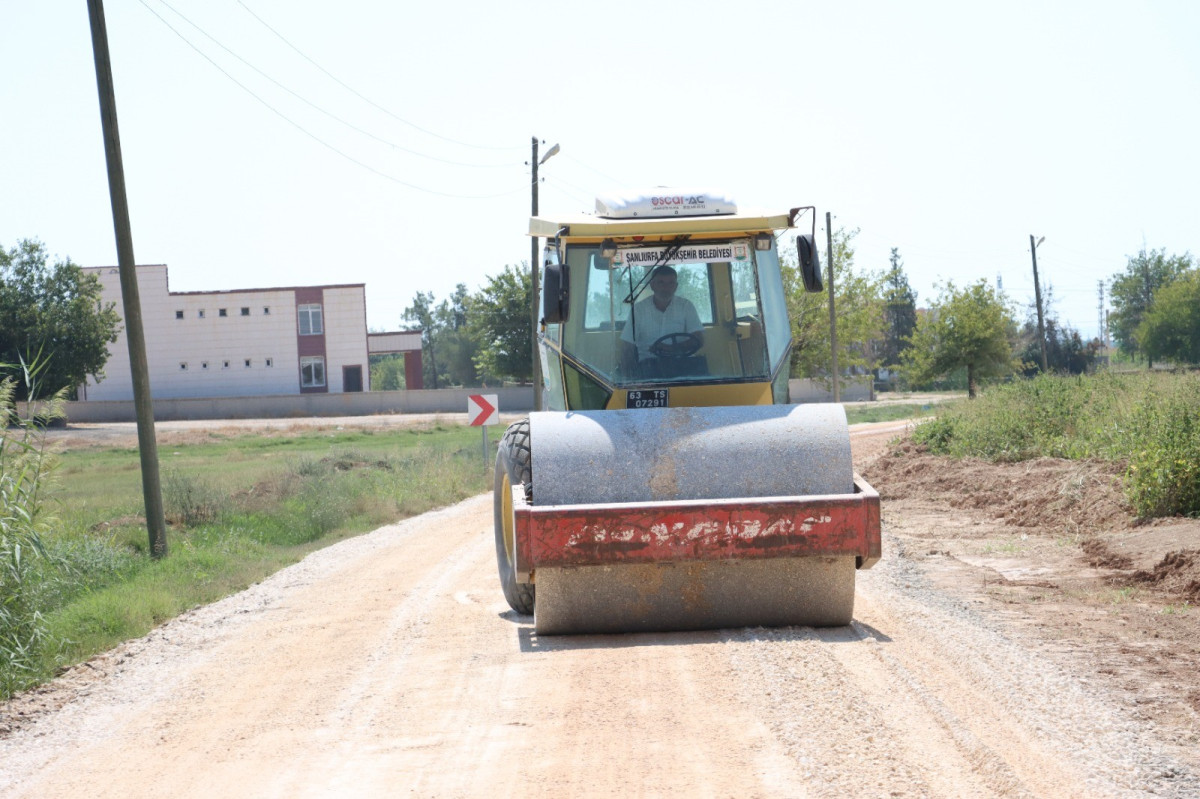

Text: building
xmin=80 ymin=265 xmax=422 ymax=401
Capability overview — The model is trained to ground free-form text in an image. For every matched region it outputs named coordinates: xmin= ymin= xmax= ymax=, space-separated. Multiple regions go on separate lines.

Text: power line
xmin=137 ymin=0 xmax=525 ymax=199
xmin=561 ymin=153 xmax=628 ymax=186
xmin=152 ymin=0 xmax=517 ymax=169
xmin=236 ymin=0 xmax=524 ymax=153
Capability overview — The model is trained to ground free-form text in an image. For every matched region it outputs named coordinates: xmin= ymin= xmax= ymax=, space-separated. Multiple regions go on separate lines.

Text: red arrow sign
xmin=467 ymin=393 xmax=499 ymax=426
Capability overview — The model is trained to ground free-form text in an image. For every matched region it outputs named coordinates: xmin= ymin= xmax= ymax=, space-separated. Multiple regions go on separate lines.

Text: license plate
xmin=626 ymin=389 xmax=668 ymax=409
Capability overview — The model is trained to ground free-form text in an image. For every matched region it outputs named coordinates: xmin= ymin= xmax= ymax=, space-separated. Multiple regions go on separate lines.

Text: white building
xmin=80 ymin=265 xmax=421 ymax=401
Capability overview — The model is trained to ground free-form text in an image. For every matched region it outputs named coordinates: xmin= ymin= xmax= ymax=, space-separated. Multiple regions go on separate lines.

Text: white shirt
xmin=620 ymin=295 xmax=703 ymax=360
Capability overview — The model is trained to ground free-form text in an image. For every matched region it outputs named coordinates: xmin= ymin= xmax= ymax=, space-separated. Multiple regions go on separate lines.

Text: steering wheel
xmin=649 ymin=331 xmax=702 ymax=359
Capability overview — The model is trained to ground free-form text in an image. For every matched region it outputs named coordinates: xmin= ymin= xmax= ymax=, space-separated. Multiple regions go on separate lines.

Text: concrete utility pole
xmin=530 ymin=137 xmax=541 ymax=411
xmin=826 ymin=212 xmax=839 ymax=403
xmin=1030 ymin=235 xmax=1049 ymax=373
xmin=528 ymin=138 xmax=560 ymax=412
xmin=87 ymin=0 xmax=167 ymax=557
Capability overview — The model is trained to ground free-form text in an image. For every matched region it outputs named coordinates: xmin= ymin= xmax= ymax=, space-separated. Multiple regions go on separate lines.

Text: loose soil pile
xmin=860 ymin=436 xmax=1200 ymax=760
xmin=864 ymin=441 xmax=1200 ymax=605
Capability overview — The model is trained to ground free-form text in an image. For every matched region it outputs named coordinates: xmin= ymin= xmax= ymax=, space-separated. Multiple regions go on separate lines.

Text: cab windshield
xmin=561 ymin=241 xmax=771 ymax=387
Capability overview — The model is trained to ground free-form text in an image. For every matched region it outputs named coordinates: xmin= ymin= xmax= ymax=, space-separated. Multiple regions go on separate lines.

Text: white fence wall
xmin=59 ymin=380 xmax=873 ymax=423
xmin=60 ymin=387 xmax=537 ymax=423
xmin=788 ymin=377 xmax=874 ymax=403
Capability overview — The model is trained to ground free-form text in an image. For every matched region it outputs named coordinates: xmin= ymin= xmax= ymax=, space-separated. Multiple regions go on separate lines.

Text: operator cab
xmin=534 ymin=190 xmax=821 ymax=411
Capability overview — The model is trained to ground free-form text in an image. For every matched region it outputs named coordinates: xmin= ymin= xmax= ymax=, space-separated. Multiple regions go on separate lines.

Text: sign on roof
xmin=595 ymin=189 xmax=737 ymax=219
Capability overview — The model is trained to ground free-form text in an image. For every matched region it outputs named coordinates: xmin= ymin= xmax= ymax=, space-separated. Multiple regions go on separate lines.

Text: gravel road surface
xmin=1 ymin=423 xmax=1194 ymax=797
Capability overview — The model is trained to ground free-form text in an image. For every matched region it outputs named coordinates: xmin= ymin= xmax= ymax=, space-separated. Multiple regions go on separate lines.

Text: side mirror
xmin=797 ymin=234 xmax=823 ymax=293
xmin=542 ymin=263 xmax=569 ymax=324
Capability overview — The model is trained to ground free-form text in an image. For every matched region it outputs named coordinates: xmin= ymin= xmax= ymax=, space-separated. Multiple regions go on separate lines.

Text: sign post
xmin=468 ymin=394 xmax=500 ymax=468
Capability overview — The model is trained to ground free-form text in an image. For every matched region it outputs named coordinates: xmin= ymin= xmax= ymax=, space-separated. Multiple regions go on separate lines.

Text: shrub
xmin=163 ymin=469 xmax=228 ymax=527
xmin=1124 ymin=379 xmax=1200 ymax=517
xmin=911 ymin=371 xmax=1200 ymax=517
xmin=0 ymin=375 xmax=63 ymax=697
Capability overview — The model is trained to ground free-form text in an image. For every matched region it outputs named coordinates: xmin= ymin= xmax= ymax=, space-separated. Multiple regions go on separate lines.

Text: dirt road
xmin=1 ymin=424 xmax=1196 ymax=797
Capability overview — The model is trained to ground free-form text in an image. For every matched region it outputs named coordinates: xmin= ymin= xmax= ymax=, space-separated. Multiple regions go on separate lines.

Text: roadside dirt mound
xmin=863 ymin=442 xmax=1200 ymax=604
xmin=866 ymin=441 xmax=1131 ymax=534
xmin=1133 ymin=550 xmax=1200 ymax=601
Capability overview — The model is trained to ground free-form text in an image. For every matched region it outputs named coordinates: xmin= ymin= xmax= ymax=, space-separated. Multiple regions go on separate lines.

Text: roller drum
xmin=529 ymin=403 xmax=853 ymax=506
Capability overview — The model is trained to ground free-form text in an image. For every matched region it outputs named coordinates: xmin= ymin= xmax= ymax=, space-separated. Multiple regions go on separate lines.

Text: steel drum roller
xmin=529 ymin=404 xmax=854 ymax=506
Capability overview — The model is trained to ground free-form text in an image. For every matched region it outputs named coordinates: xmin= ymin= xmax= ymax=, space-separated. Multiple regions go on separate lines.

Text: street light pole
xmin=529 ymin=138 xmax=559 ymax=412
xmin=1030 ymin=235 xmax=1048 ymax=372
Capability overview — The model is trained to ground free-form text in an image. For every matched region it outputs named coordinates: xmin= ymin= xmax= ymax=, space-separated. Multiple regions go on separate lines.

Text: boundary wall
xmin=788 ymin=377 xmax=874 ymax=403
xmin=59 ymin=387 xmax=536 ymax=423
xmin=51 ymin=380 xmax=872 ymax=423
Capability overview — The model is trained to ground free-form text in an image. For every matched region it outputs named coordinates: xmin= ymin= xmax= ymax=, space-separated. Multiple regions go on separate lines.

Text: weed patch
xmin=912 ymin=372 xmax=1200 ymax=517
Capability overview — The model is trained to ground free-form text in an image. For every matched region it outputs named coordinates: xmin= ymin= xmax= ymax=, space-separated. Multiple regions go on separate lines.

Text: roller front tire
xmin=493 ymin=419 xmax=535 ymax=615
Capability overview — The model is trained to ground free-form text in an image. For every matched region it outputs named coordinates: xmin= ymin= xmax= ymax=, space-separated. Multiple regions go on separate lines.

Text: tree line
xmin=371 ymin=264 xmax=533 ymax=390
xmin=6 ymin=234 xmax=1196 ymax=401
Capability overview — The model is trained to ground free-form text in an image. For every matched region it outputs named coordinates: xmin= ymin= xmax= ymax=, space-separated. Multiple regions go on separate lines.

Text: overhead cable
xmin=138 ymin=0 xmax=524 ymax=199
xmin=237 ymin=0 xmax=524 ymax=152
xmin=153 ymin=0 xmax=517 ymax=169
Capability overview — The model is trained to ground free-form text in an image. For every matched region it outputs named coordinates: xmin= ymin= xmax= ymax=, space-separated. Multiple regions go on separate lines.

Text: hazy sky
xmin=4 ymin=1 xmax=1198 ymax=340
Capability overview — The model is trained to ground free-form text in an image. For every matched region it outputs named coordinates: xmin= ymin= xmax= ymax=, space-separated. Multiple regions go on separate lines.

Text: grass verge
xmin=3 ymin=421 xmax=494 ymax=698
xmin=844 ymin=402 xmax=938 ymax=425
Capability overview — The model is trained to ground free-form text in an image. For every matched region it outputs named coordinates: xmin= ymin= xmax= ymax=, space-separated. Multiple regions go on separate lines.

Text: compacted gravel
xmin=1 ymin=423 xmax=1195 ymax=797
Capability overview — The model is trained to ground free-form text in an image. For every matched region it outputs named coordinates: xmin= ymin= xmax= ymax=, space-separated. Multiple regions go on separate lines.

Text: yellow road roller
xmin=494 ymin=189 xmax=880 ymax=634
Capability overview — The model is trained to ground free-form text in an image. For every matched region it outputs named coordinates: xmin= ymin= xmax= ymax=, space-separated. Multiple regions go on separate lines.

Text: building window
xmin=179 ymin=362 xmax=188 ymax=370
xmin=198 ymin=309 xmax=205 ymax=319
xmin=201 ymin=361 xmax=209 ymax=370
xmin=244 ymin=359 xmax=252 ymax=368
xmin=175 ymin=310 xmax=184 ymax=320
xmin=298 ymin=303 xmax=323 ymax=335
xmin=223 ymin=360 xmax=230 ymax=369
xmin=265 ymin=358 xmax=273 ymax=367
xmin=219 ymin=308 xmax=228 ymax=317
xmin=241 ymin=307 xmax=250 ymax=316
xmin=263 ymin=306 xmax=270 ymax=315
xmin=300 ymin=356 xmax=325 ymax=388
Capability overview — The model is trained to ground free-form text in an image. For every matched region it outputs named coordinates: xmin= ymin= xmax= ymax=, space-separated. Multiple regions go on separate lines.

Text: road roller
xmin=494 ymin=189 xmax=880 ymax=634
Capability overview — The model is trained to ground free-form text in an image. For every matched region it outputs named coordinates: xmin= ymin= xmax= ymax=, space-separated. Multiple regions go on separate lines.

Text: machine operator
xmin=619 ymin=265 xmax=704 ymax=376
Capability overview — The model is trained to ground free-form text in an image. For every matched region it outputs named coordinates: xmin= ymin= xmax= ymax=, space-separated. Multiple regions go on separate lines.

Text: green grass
xmin=3 ymin=422 xmax=495 ymax=697
xmin=843 ymin=402 xmax=938 ymax=425
xmin=911 ymin=371 xmax=1200 ymax=518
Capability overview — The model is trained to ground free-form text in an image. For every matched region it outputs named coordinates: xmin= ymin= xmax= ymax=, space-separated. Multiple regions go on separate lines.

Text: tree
xmin=1136 ymin=269 xmax=1200 ymax=365
xmin=369 ymin=353 xmax=407 ymax=390
xmin=781 ymin=227 xmax=885 ymax=378
xmin=434 ymin=283 xmax=479 ymax=387
xmin=1016 ymin=286 xmax=1100 ymax=375
xmin=403 ymin=291 xmax=440 ymax=389
xmin=1109 ymin=248 xmax=1193 ymax=365
xmin=903 ymin=280 xmax=1019 ymax=398
xmin=1017 ymin=318 xmax=1101 ymax=375
xmin=0 ymin=239 xmax=121 ymax=399
xmin=469 ymin=263 xmax=532 ymax=383
xmin=880 ymin=248 xmax=917 ymax=371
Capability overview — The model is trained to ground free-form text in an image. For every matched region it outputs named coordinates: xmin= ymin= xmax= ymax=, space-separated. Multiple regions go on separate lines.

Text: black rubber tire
xmin=494 ymin=419 xmax=535 ymax=615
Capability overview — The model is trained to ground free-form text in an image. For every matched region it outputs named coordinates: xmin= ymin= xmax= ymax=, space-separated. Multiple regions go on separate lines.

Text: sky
xmin=3 ymin=0 xmax=1199 ymax=342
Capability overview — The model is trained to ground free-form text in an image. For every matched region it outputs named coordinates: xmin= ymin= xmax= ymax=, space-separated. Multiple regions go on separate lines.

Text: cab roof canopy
xmin=530 ymin=189 xmax=798 ymax=242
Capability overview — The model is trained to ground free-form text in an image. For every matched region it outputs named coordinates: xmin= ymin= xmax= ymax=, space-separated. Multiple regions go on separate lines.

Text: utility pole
xmin=527 ymin=138 xmax=560 ymax=412
xmin=826 ymin=212 xmax=839 ymax=403
xmin=1030 ymin=235 xmax=1048 ymax=373
xmin=87 ymin=0 xmax=167 ymax=557
xmin=529 ymin=137 xmax=541 ymax=411
xmin=1097 ymin=280 xmax=1105 ymax=345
